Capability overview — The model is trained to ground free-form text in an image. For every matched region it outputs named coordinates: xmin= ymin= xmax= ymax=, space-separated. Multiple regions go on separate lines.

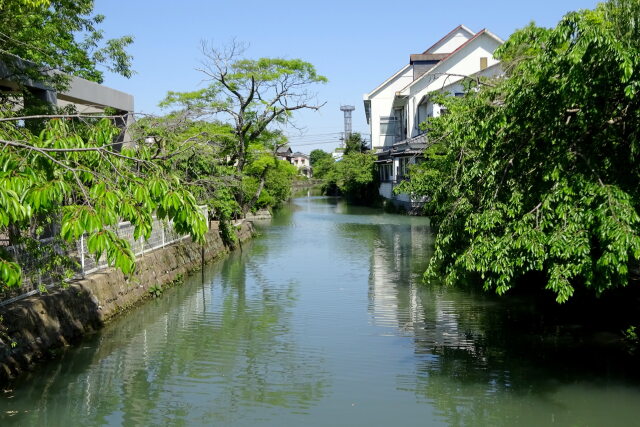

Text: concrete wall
xmin=379 ymin=182 xmax=393 ymax=199
xmin=0 ymin=222 xmax=254 ymax=383
xmin=59 ymin=75 xmax=134 ymax=112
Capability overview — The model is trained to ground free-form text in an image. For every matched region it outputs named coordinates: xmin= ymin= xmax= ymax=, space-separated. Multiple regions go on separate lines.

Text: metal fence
xmin=0 ymin=206 xmax=208 ymax=307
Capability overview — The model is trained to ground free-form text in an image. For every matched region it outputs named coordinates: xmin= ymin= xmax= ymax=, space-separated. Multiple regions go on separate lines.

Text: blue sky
xmin=95 ymin=0 xmax=601 ymax=153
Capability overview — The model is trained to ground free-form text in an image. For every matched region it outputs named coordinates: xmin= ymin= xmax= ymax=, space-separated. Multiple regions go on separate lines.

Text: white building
xmin=291 ymin=152 xmax=312 ymax=177
xmin=363 ymin=25 xmax=503 ymax=211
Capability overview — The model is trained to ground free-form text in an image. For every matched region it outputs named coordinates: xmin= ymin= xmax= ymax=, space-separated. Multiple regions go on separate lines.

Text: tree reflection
xmin=1 ymin=243 xmax=328 ymax=425
xmin=366 ymin=214 xmax=640 ymax=426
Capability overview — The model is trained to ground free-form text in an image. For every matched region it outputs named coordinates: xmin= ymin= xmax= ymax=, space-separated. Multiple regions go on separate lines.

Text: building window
xmin=380 ymin=116 xmax=397 ymax=135
xmin=378 ymin=163 xmax=393 ymax=181
xmin=480 ymin=57 xmax=488 ymax=70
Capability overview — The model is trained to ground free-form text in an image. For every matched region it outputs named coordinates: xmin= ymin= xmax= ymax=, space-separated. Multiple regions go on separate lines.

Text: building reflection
xmin=366 ymin=214 xmax=640 ymax=426
xmin=369 ymin=221 xmax=431 ymax=331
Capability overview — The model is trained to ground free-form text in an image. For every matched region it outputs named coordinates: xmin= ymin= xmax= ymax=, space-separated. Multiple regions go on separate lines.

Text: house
xmin=275 ymin=146 xmax=312 ymax=177
xmin=363 ymin=25 xmax=503 ymax=210
xmin=276 ymin=146 xmax=293 ymax=163
xmin=291 ymin=152 xmax=312 ymax=177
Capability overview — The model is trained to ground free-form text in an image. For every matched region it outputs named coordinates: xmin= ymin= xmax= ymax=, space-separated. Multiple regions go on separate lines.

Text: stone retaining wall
xmin=0 ymin=221 xmax=254 ymax=383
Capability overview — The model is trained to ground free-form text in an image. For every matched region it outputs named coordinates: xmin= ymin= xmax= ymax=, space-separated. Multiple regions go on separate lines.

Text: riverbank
xmin=0 ymin=221 xmax=254 ymax=383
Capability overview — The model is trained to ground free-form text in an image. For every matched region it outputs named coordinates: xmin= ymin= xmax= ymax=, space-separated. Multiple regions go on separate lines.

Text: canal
xmin=2 ymin=195 xmax=640 ymax=426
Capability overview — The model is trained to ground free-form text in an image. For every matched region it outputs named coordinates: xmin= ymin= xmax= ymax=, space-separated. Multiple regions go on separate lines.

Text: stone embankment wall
xmin=244 ymin=209 xmax=272 ymax=221
xmin=0 ymin=221 xmax=254 ymax=383
xmin=292 ymin=179 xmax=322 ymax=188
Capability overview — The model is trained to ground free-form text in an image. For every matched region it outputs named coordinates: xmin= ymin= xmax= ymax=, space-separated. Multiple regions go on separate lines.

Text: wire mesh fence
xmin=0 ymin=206 xmax=208 ymax=307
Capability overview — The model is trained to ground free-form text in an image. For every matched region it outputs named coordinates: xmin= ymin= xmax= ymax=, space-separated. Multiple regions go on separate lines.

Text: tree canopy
xmin=398 ymin=0 xmax=640 ymax=302
xmin=309 ymin=149 xmax=332 ymax=167
xmin=160 ymin=41 xmax=327 ymax=212
xmin=343 ymin=132 xmax=368 ymax=155
xmin=0 ymin=0 xmax=133 ymax=90
xmin=323 ymin=152 xmax=378 ymax=203
xmin=0 ymin=2 xmax=209 ymax=291
xmin=309 ymin=149 xmax=334 ymax=179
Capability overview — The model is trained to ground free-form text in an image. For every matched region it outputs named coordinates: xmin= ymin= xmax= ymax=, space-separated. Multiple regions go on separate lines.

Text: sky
xmin=94 ymin=0 xmax=601 ymax=154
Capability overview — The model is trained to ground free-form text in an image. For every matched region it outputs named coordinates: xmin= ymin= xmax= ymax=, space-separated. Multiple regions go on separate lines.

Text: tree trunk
xmin=243 ymin=168 xmax=268 ymax=215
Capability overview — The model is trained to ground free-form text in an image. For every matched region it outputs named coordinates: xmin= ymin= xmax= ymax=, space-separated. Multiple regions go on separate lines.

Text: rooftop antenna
xmin=340 ymin=105 xmax=355 ymax=146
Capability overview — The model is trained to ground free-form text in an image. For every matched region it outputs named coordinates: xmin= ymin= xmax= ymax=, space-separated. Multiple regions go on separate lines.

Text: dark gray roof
xmin=276 ymin=146 xmax=292 ymax=155
xmin=375 ymin=134 xmax=428 ymax=158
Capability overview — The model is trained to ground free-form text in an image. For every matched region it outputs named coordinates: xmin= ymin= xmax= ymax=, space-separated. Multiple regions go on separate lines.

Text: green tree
xmin=343 ymin=132 xmax=368 ymax=155
xmin=0 ymin=3 xmax=207 ymax=290
xmin=399 ymin=0 xmax=640 ymax=302
xmin=241 ymin=131 xmax=298 ymax=211
xmin=131 ymin=114 xmax=239 ymax=215
xmin=0 ymin=117 xmax=208 ymax=289
xmin=313 ymin=156 xmax=335 ymax=179
xmin=324 ymin=152 xmax=377 ymax=203
xmin=160 ymin=41 xmax=327 ymax=212
xmin=309 ymin=149 xmax=332 ymax=167
xmin=0 ymin=0 xmax=133 ymax=91
xmin=309 ymin=149 xmax=334 ymax=179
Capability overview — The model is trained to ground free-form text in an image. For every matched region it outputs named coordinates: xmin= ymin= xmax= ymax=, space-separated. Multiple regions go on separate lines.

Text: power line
xmin=285 ymin=132 xmax=343 ymax=138
xmin=288 ymin=136 xmax=372 ymax=148
xmin=285 ymin=131 xmax=370 ymax=140
xmin=288 ymin=140 xmax=342 ymax=147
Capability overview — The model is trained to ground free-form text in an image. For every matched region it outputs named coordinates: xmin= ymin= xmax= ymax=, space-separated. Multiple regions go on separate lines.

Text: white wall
xmin=427 ymin=30 xmax=473 ymax=54
xmin=405 ymin=35 xmax=501 ymax=136
xmin=365 ymin=65 xmax=413 ymax=151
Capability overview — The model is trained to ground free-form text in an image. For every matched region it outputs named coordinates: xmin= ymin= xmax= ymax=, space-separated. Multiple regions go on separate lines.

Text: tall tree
xmin=160 ymin=41 xmax=327 ymax=211
xmin=309 ymin=149 xmax=332 ymax=167
xmin=399 ymin=0 xmax=640 ymax=302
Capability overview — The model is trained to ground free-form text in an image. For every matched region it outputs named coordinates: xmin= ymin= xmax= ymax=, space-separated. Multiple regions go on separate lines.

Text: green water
xmin=2 ymin=196 xmax=640 ymax=426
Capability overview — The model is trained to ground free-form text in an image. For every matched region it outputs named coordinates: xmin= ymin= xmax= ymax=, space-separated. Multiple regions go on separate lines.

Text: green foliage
xmin=312 ymin=156 xmax=335 ymax=179
xmin=343 ymin=132 xmax=368 ymax=155
xmin=309 ymin=149 xmax=332 ymax=167
xmin=242 ymin=151 xmax=297 ymax=211
xmin=148 ymin=284 xmax=163 ymax=298
xmin=159 ymin=44 xmax=326 ymax=212
xmin=624 ymin=325 xmax=638 ymax=341
xmin=219 ymin=219 xmax=239 ymax=247
xmin=0 ymin=3 xmax=210 ymax=292
xmin=310 ymin=149 xmax=336 ymax=179
xmin=0 ymin=0 xmax=134 ymax=89
xmin=323 ymin=152 xmax=378 ymax=203
xmin=0 ymin=118 xmax=208 ymax=289
xmin=401 ymin=0 xmax=640 ymax=303
xmin=132 ymin=112 xmax=295 ymax=249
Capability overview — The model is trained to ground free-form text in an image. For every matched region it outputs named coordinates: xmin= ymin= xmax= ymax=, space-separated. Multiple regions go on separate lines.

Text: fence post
xmin=140 ymin=237 xmax=144 ymax=256
xmin=162 ymin=224 xmax=165 ymax=248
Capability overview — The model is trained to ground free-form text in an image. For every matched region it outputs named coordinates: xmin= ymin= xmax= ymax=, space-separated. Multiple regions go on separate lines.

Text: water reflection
xmin=359 ymin=203 xmax=640 ymax=426
xmin=1 ymin=240 xmax=328 ymax=425
xmin=2 ymin=196 xmax=640 ymax=426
